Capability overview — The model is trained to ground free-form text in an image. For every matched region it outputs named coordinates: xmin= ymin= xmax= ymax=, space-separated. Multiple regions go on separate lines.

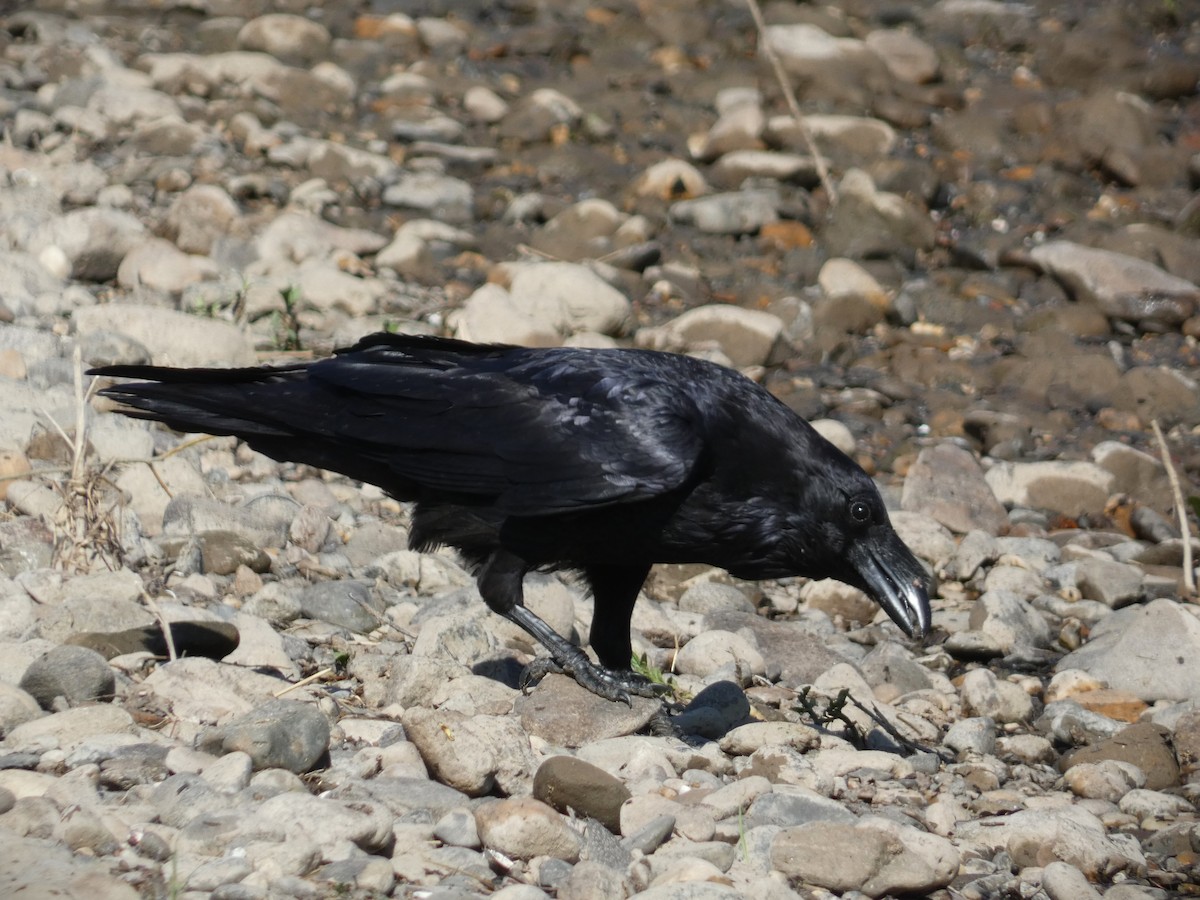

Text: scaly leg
xmin=475 ymin=551 xmax=664 ymax=704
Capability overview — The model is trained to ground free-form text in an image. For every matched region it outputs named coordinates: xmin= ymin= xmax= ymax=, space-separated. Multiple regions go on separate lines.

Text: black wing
xmin=95 ymin=334 xmax=707 ymax=516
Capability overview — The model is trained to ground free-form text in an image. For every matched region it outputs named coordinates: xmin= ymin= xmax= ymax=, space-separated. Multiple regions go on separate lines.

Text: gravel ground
xmin=1 ymin=1 xmax=1200 ymax=898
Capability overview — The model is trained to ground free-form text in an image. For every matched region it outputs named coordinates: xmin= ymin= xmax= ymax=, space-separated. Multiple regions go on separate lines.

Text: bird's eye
xmin=849 ymin=499 xmax=871 ymax=523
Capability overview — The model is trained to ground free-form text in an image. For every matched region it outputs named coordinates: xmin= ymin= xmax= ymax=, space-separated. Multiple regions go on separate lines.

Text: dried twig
xmin=843 ymin=693 xmax=954 ymax=761
xmin=1151 ymin=419 xmax=1196 ymax=597
xmin=142 ymin=589 xmax=178 ymax=662
xmin=744 ymin=0 xmax=837 ymax=203
xmin=275 ymin=668 xmax=334 ymax=697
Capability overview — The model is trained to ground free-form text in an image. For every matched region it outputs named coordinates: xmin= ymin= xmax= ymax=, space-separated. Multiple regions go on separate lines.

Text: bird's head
xmin=785 ymin=450 xmax=932 ymax=639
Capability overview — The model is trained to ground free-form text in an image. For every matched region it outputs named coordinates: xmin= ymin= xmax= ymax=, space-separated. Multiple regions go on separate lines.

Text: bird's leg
xmin=581 ymin=563 xmax=670 ymax=700
xmin=475 ymin=551 xmax=660 ymax=704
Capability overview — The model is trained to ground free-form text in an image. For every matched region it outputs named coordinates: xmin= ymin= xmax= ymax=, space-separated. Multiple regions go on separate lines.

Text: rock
xmin=673 ymin=630 xmax=764 ymax=681
xmin=238 ymin=14 xmax=331 ymax=65
xmin=5 ymin=704 xmax=136 ymax=751
xmin=194 ymin=530 xmax=271 ymax=576
xmin=497 ymin=88 xmax=581 ymax=143
xmin=955 ymin=806 xmax=1144 ymax=879
xmin=0 ymin=682 xmax=42 ymax=733
xmin=530 ymin=198 xmax=623 ymax=261
xmin=959 ymin=668 xmax=1034 ymax=723
xmin=515 ymin=675 xmax=661 ymax=748
xmin=164 ymin=184 xmax=241 ymax=255
xmin=1057 ymin=598 xmax=1200 ymax=703
xmin=0 ymin=835 xmax=140 ymax=900
xmin=75 ymin=305 xmax=256 ymax=367
xmin=381 ymin=171 xmax=474 ymax=224
xmin=402 ymin=707 xmax=538 ymax=796
xmin=1041 ymin=860 xmax=1105 ymax=900
xmin=18 ymin=645 xmax=115 ymax=708
xmin=255 ymin=210 xmax=388 ymax=263
xmin=162 ymin=495 xmax=292 ymax=549
xmin=663 ymin=304 xmax=783 ymax=367
xmin=824 ymin=169 xmax=936 ymax=258
xmin=1091 ymin=441 xmax=1173 ymax=512
xmin=668 ymin=190 xmax=780 ymax=235
xmin=1059 ymin=723 xmax=1180 ymax=791
xmin=1176 ymin=708 xmax=1200 ymax=783
xmin=1063 ymin=759 xmax=1146 ymax=802
xmin=718 ymin=722 xmax=819 ymax=757
xmin=298 ymin=580 xmax=384 ymax=633
xmin=533 ymin=756 xmax=630 ymax=833
xmin=984 ymin=460 xmax=1116 ymax=518
xmin=1073 ymin=557 xmax=1144 ymax=609
xmin=689 ymin=98 xmax=765 ymax=162
xmin=632 ymin=159 xmax=710 ymax=200
xmin=901 ymin=443 xmax=1009 ymax=534
xmin=1030 ymin=241 xmax=1199 ymax=327
xmin=196 ymin=698 xmax=330 ymax=773
xmin=809 ymin=419 xmax=856 ymax=456
xmin=453 ymin=283 xmax=562 ymax=346
xmin=476 ymin=797 xmax=582 ymax=862
xmin=375 ymin=230 xmax=433 ymax=279
xmin=967 ymin=589 xmax=1053 ymax=653
xmin=30 ymin=208 xmax=145 ymax=281
xmin=764 ymin=24 xmax=886 ymax=102
xmin=805 ymin=114 xmax=899 ymax=160
xmin=116 ymin=238 xmax=220 ymax=294
xmin=770 ymin=817 xmax=958 ymax=897
xmin=943 ymin=717 xmax=998 ymax=756
xmin=1113 ymin=366 xmax=1200 ymax=428
xmin=464 ymin=85 xmax=508 ymax=123
xmin=709 ymin=150 xmax=820 ymax=189
xmin=504 ymin=262 xmax=632 ymax=336
xmin=671 ymin=680 xmax=751 ymax=738
xmin=864 ymin=29 xmax=940 ymax=83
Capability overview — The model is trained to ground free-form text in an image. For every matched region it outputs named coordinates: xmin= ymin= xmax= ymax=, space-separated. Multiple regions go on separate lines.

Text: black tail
xmin=92 ymin=362 xmax=309 ymax=439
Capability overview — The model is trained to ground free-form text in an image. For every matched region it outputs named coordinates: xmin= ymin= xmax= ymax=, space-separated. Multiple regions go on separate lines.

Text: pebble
xmin=476 ymin=797 xmax=583 ymax=862
xmin=533 ymin=756 xmax=630 ymax=834
xmin=661 ymin=304 xmax=783 ymax=367
xmin=18 ymin=645 xmax=115 ymax=708
xmin=901 ymin=442 xmax=1009 ymax=534
xmin=196 ymin=698 xmax=331 ymax=773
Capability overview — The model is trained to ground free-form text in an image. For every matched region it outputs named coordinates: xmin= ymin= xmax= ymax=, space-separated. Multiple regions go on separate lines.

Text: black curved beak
xmin=847 ymin=527 xmax=932 ymax=638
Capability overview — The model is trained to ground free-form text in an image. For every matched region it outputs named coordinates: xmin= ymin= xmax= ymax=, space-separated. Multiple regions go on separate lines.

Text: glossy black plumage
xmin=94 ymin=333 xmax=931 ymax=702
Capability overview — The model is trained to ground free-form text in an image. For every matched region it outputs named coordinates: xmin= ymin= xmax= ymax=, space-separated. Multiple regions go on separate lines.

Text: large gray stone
xmin=1057 ymin=598 xmax=1200 ymax=702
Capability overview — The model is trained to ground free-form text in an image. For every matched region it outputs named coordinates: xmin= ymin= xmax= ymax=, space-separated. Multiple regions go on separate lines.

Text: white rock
xmin=632 ymin=158 xmax=710 ymax=200
xmin=1064 ymin=760 xmax=1146 ymax=802
xmin=809 ymin=419 xmax=856 ymax=456
xmin=673 ymin=630 xmax=765 ymax=680
xmin=76 ymin=304 xmax=256 ymax=367
xmin=237 ymin=14 xmax=332 ymax=64
xmin=464 ymin=85 xmax=509 ymax=123
xmin=960 ymin=668 xmax=1034 ymax=723
xmin=665 ymin=304 xmax=783 ymax=368
xmin=818 ymin=258 xmax=888 ymax=305
xmin=116 ymin=238 xmax=220 ymax=294
xmin=505 ymin=262 xmax=632 ymax=337
xmin=864 ymin=29 xmax=940 ymax=83
xmin=452 ymin=282 xmax=561 ymax=346
xmin=985 ymin=460 xmax=1116 ymax=517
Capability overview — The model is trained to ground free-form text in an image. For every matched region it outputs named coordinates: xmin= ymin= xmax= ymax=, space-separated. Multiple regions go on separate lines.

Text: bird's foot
xmin=520 ymin=652 xmax=671 ymax=705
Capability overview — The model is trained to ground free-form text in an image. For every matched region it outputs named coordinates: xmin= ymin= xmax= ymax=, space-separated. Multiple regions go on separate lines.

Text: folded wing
xmin=95 ymin=335 xmax=707 ymax=516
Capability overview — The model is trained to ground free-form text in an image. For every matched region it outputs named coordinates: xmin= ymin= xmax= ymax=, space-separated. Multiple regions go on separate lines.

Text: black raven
xmin=93 ymin=334 xmax=931 ymax=702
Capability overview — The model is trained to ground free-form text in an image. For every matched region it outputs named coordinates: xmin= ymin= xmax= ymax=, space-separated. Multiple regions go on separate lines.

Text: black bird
xmin=93 ymin=334 xmax=931 ymax=702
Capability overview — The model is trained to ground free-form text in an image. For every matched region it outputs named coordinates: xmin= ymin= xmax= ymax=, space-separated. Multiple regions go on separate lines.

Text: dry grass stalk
xmin=744 ymin=0 xmax=838 ymax=204
xmin=1151 ymin=419 xmax=1196 ymax=598
xmin=48 ymin=348 xmax=124 ymax=573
